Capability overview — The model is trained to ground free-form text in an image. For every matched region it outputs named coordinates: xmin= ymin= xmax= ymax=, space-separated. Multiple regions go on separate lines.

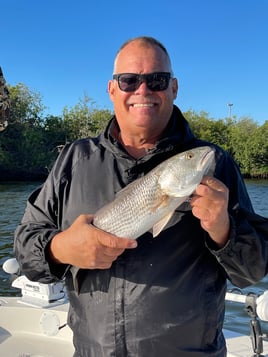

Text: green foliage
xmin=8 ymin=83 xmax=45 ymax=126
xmin=184 ymin=110 xmax=268 ymax=178
xmin=62 ymin=94 xmax=112 ymax=141
xmin=250 ymin=121 xmax=268 ymax=176
xmin=0 ymin=82 xmax=267 ymax=180
xmin=0 ymin=84 xmax=58 ymax=179
xmin=184 ymin=110 xmax=231 ymax=150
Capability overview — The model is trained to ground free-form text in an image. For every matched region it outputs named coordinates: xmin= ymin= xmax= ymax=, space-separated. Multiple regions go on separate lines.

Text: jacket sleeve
xmin=14 ymin=145 xmax=72 ymax=283
xmin=207 ymin=148 xmax=268 ymax=288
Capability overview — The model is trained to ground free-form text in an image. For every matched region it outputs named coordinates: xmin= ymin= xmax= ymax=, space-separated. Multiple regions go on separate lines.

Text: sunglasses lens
xmin=114 ymin=72 xmax=171 ymax=92
xmin=147 ymin=73 xmax=170 ymax=91
xmin=118 ymin=74 xmax=140 ymax=92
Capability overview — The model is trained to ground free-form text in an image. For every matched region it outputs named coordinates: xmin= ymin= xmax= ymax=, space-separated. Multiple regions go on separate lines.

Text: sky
xmin=1 ymin=0 xmax=268 ymax=124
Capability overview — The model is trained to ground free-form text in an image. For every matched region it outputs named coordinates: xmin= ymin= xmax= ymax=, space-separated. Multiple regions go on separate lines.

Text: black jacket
xmin=14 ymin=106 xmax=268 ymax=357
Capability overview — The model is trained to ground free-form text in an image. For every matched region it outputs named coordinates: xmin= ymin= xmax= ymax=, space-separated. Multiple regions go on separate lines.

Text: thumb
xmin=202 ymin=176 xmax=227 ymax=192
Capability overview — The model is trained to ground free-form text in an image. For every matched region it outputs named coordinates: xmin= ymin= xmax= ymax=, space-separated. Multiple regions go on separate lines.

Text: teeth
xmin=132 ymin=103 xmax=154 ymax=108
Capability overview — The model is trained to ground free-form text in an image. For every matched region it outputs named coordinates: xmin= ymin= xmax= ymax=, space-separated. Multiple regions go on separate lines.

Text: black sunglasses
xmin=112 ymin=72 xmax=172 ymax=92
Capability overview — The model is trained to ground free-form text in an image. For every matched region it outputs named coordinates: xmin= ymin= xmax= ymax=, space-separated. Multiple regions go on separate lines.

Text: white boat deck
xmin=1 ymin=298 xmax=268 ymax=357
xmin=224 ymin=328 xmax=268 ymax=356
xmin=0 ymin=297 xmax=74 ymax=357
xmin=3 ymin=257 xmax=268 ymax=356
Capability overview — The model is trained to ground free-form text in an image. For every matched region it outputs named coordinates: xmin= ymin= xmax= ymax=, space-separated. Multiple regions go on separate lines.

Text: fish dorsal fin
xmin=152 ymin=212 xmax=174 ymax=237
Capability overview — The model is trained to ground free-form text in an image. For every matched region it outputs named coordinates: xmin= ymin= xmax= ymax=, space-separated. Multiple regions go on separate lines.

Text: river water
xmin=0 ymin=180 xmax=268 ymax=336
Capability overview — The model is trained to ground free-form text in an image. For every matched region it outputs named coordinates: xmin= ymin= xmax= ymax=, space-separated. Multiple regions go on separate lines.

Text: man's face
xmin=108 ymin=42 xmax=178 ymax=137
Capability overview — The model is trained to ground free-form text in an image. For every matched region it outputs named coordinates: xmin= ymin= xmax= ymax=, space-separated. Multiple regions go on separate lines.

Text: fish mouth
xmin=199 ymin=149 xmax=215 ymax=174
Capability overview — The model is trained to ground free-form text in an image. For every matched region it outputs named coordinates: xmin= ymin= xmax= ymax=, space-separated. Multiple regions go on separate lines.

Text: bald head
xmin=113 ymin=36 xmax=173 ymax=75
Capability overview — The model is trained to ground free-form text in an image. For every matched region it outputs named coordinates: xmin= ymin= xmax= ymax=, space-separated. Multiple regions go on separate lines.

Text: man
xmin=14 ymin=36 xmax=268 ymax=357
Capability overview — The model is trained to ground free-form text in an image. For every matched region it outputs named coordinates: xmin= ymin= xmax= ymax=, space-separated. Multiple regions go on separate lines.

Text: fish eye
xmin=186 ymin=152 xmax=194 ymax=160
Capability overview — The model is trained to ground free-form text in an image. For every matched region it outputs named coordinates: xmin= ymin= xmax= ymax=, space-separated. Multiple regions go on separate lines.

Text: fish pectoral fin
xmin=151 ymin=194 xmax=170 ymax=212
xmin=70 ymin=266 xmax=80 ymax=294
xmin=151 ymin=195 xmax=190 ymax=238
xmin=152 ymin=212 xmax=174 ymax=237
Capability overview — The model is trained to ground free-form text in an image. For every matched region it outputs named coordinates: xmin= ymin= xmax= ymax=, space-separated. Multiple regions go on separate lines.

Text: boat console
xmin=3 ymin=258 xmax=66 ymax=308
xmin=0 ymin=258 xmax=74 ymax=357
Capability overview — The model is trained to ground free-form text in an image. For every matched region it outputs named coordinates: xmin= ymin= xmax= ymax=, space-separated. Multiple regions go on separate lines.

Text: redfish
xmin=93 ymin=146 xmax=215 ymax=239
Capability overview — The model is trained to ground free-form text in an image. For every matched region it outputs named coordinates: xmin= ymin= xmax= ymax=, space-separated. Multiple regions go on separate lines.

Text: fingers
xmin=86 ymin=224 xmax=137 ymax=269
xmin=191 ymin=176 xmax=230 ymax=247
xmin=92 ymin=224 xmax=138 ymax=250
xmin=191 ymin=176 xmax=229 ymax=215
xmin=195 ymin=176 xmax=228 ymax=197
xmin=50 ymin=214 xmax=138 ymax=270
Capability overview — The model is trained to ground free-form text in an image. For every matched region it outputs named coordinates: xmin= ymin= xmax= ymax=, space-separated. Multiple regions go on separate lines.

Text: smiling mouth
xmin=131 ymin=103 xmax=155 ymax=108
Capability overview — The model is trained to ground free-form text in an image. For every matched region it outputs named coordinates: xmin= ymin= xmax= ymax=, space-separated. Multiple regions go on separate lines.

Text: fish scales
xmin=94 ymin=171 xmax=180 ymax=239
xmin=93 ymin=146 xmax=215 ymax=239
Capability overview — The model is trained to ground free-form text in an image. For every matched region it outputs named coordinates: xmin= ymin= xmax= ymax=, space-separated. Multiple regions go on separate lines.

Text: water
xmin=225 ymin=179 xmax=268 ymax=335
xmin=0 ymin=182 xmax=41 ymax=294
xmin=0 ymin=180 xmax=267 ymax=336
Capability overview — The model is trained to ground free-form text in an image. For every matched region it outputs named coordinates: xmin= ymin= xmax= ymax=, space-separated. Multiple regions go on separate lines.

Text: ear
xmin=172 ymin=78 xmax=178 ymax=100
xmin=108 ymin=80 xmax=115 ymax=102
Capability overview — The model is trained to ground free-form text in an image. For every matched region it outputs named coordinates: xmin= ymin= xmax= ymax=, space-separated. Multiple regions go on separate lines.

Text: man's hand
xmin=191 ymin=176 xmax=230 ymax=248
xmin=49 ymin=214 xmax=137 ymax=269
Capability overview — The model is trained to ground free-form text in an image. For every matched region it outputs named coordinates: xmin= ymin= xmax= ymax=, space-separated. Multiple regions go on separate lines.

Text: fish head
xmin=159 ymin=146 xmax=215 ymax=197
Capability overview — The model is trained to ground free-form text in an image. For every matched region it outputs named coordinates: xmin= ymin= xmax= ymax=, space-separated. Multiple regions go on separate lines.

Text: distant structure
xmin=0 ymin=67 xmax=10 ymax=132
xmin=227 ymin=103 xmax=233 ymax=119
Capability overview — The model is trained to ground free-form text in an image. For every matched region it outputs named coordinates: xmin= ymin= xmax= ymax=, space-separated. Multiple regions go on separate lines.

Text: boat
xmin=0 ymin=259 xmax=74 ymax=357
xmin=1 ymin=258 xmax=268 ymax=357
xmin=225 ymin=289 xmax=268 ymax=356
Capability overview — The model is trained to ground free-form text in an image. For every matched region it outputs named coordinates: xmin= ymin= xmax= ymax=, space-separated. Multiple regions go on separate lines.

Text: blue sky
xmin=1 ymin=0 xmax=268 ymax=124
